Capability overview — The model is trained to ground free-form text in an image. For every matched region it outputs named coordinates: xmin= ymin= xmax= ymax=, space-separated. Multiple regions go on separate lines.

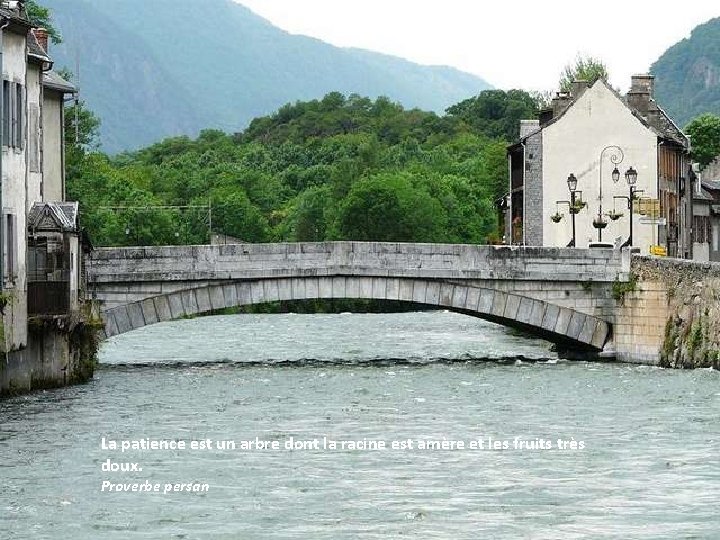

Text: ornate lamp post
xmin=551 ymin=173 xmax=586 ymax=247
xmin=612 ymin=166 xmax=641 ymax=247
xmin=594 ymin=145 xmax=624 ymax=242
xmin=567 ymin=173 xmax=580 ymax=247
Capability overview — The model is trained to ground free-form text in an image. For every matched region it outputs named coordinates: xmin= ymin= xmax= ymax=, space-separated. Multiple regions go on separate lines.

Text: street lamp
xmin=624 ymin=166 xmax=639 ymax=247
xmin=595 ymin=145 xmax=625 ymax=242
xmin=567 ymin=173 xmax=579 ymax=247
xmin=611 ymin=166 xmax=642 ymax=248
xmin=551 ymin=173 xmax=586 ymax=247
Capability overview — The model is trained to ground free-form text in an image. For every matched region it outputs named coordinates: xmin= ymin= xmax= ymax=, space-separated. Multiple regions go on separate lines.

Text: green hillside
xmin=67 ymin=91 xmax=542 ymax=248
xmin=43 ymin=0 xmax=491 ymax=153
xmin=652 ymin=17 xmax=720 ymax=128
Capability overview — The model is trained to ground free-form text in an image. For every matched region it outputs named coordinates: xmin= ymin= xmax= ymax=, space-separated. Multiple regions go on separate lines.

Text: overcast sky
xmin=236 ymin=0 xmax=718 ymax=93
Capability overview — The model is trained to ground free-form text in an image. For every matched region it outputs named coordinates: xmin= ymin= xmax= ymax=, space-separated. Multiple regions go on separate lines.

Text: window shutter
xmin=9 ymin=82 xmax=16 ymax=148
xmin=16 ymin=83 xmax=23 ymax=150
xmin=8 ymin=214 xmax=16 ymax=279
xmin=2 ymin=81 xmax=9 ymax=147
xmin=2 ymin=214 xmax=6 ymax=282
xmin=2 ymin=213 xmax=13 ymax=282
xmin=29 ymin=105 xmax=39 ymax=172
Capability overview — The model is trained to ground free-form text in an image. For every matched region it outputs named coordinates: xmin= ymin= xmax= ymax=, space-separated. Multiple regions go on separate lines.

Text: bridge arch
xmin=99 ymin=276 xmax=610 ymax=350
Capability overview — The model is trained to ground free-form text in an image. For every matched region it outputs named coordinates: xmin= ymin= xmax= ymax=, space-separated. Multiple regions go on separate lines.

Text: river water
xmin=1 ymin=312 xmax=718 ymax=539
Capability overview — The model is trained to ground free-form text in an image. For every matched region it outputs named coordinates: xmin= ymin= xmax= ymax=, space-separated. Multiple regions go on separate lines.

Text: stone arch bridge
xmin=86 ymin=242 xmax=634 ymax=354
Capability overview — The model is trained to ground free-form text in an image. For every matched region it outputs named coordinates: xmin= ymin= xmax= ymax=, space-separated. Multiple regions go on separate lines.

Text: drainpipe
xmin=657 ymin=139 xmax=664 ymax=254
xmin=521 ymin=140 xmax=527 ymax=246
xmin=0 ymin=17 xmax=10 ymax=292
xmin=506 ymin=152 xmax=511 ymax=245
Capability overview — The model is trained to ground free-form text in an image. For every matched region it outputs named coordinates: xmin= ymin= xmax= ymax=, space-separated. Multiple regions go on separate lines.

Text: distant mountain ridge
xmin=652 ymin=17 xmax=720 ymax=128
xmin=42 ymin=0 xmax=492 ymax=153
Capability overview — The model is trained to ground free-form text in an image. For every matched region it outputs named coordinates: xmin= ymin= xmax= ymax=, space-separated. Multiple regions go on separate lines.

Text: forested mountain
xmin=652 ymin=17 xmax=720 ymax=128
xmin=43 ymin=0 xmax=491 ymax=153
xmin=68 ymin=92 xmax=530 ymax=248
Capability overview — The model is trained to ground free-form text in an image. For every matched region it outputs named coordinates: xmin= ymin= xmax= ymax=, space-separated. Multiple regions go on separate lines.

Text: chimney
xmin=551 ymin=91 xmax=571 ymax=118
xmin=33 ymin=28 xmax=49 ymax=54
xmin=519 ymin=119 xmax=539 ymax=139
xmin=630 ymin=74 xmax=655 ymax=96
xmin=626 ymin=74 xmax=655 ymax=116
xmin=570 ymin=80 xmax=589 ymax=99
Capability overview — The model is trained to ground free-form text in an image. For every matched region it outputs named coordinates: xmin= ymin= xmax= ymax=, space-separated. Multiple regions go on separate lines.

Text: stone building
xmin=691 ymin=159 xmax=720 ymax=262
xmin=507 ymin=75 xmax=692 ymax=256
xmin=0 ymin=4 xmax=90 ymax=396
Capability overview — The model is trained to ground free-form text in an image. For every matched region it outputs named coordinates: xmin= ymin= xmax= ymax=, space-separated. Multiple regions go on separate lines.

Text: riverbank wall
xmin=612 ymin=257 xmax=720 ymax=368
xmin=0 ymin=317 xmax=98 ymax=398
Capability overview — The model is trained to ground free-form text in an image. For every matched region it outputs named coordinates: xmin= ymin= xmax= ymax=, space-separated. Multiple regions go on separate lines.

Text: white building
xmin=0 ymin=3 xmax=85 ymax=396
xmin=508 ymin=76 xmax=691 ymax=257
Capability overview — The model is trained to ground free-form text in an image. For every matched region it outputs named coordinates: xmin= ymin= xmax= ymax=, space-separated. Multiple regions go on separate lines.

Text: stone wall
xmin=0 ymin=320 xmax=96 ymax=397
xmin=524 ymin=132 xmax=544 ymax=246
xmin=636 ymin=257 xmax=720 ymax=368
xmin=610 ymin=277 xmax=670 ymax=365
xmin=611 ymin=257 xmax=720 ymax=367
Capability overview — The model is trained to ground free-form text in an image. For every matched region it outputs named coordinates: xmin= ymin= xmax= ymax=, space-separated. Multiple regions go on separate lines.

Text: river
xmin=1 ymin=311 xmax=718 ymax=539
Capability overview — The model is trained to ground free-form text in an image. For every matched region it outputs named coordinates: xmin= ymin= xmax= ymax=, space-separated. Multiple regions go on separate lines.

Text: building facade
xmin=508 ymin=76 xmax=691 ymax=256
xmin=0 ymin=3 xmax=91 ymax=396
xmin=692 ymin=160 xmax=720 ymax=262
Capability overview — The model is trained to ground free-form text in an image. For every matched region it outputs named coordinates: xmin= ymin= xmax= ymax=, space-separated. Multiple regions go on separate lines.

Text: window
xmin=2 ymin=80 xmax=24 ymax=149
xmin=3 ymin=213 xmax=17 ymax=284
xmin=693 ymin=215 xmax=710 ymax=244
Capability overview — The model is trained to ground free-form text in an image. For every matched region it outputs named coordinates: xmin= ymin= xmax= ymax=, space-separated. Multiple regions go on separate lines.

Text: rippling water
xmin=1 ymin=312 xmax=718 ymax=539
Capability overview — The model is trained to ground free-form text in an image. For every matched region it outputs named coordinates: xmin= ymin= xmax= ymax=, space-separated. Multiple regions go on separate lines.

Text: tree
xmin=285 ymin=185 xmax=332 ymax=241
xmin=209 ymin=188 xmax=270 ymax=243
xmin=338 ymin=173 xmax=446 ymax=242
xmin=685 ymin=113 xmax=720 ymax=168
xmin=446 ymin=90 xmax=539 ymax=141
xmin=559 ymin=55 xmax=609 ymax=92
xmin=26 ymin=1 xmax=61 ymax=43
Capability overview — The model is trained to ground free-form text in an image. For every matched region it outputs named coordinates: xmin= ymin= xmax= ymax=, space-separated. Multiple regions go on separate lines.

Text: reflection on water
xmin=1 ymin=312 xmax=718 ymax=539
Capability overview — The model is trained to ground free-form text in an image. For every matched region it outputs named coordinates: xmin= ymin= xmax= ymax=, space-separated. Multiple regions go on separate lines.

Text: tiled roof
xmin=695 ymin=188 xmax=717 ymax=203
xmin=28 ymin=202 xmax=79 ymax=232
xmin=27 ymin=31 xmax=49 ymax=62
xmin=702 ymin=180 xmax=720 ymax=191
xmin=0 ymin=6 xmax=32 ymax=31
xmin=43 ymin=70 xmax=76 ymax=93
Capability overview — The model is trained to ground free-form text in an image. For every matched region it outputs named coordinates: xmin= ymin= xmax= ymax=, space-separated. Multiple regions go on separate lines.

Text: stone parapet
xmin=88 ymin=243 xmax=627 ymax=285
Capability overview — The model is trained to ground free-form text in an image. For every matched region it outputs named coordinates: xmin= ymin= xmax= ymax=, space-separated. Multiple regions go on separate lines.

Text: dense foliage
xmin=685 ymin=113 xmax=720 ymax=168
xmin=652 ymin=17 xmax=720 ymax=128
xmin=26 ymin=0 xmax=61 ymax=43
xmin=559 ymin=56 xmax=609 ymax=92
xmin=68 ymin=92 xmax=527 ymax=247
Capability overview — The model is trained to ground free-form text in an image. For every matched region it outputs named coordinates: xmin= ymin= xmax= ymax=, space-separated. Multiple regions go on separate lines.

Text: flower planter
xmin=592 ymin=216 xmax=608 ymax=229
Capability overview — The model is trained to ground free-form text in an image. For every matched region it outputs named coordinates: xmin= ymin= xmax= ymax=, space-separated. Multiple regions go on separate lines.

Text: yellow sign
xmin=633 ymin=198 xmax=660 ymax=218
xmin=650 ymin=245 xmax=667 ymax=256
